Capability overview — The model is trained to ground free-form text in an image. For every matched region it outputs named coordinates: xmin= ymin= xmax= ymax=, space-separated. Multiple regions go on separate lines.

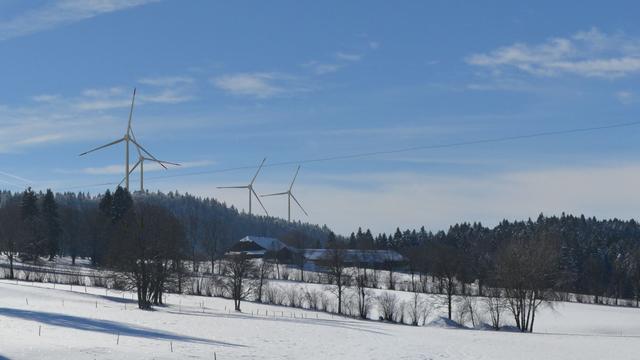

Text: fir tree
xmin=41 ymin=189 xmax=61 ymax=260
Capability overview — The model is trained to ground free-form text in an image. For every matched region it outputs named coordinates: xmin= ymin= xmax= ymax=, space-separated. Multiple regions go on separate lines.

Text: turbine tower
xmin=261 ymin=165 xmax=308 ymax=222
xmin=119 ymin=129 xmax=180 ymax=192
xmin=217 ymin=158 xmax=269 ymax=216
xmin=79 ymin=88 xmax=166 ymax=190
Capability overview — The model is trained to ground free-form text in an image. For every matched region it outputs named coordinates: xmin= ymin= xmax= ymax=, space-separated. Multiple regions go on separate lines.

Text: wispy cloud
xmin=302 ymin=61 xmax=343 ymax=75
xmin=0 ymin=77 xmax=196 ymax=153
xmin=75 ymin=82 xmax=194 ymax=111
xmin=0 ymin=0 xmax=160 ymax=41
xmin=138 ymin=76 xmax=194 ymax=87
xmin=211 ymin=72 xmax=311 ymax=98
xmin=335 ymin=52 xmax=362 ymax=62
xmin=616 ymin=90 xmax=636 ymax=105
xmin=466 ymin=28 xmax=640 ymax=78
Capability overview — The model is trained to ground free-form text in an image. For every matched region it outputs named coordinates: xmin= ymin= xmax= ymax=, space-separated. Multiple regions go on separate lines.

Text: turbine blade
xmin=142 ymin=157 xmax=181 ymax=166
xmin=118 ymin=159 xmax=141 ymax=187
xmin=290 ymin=193 xmax=308 ymax=216
xmin=252 ymin=188 xmax=269 ymax=216
xmin=79 ymin=137 xmax=125 ymax=156
xmin=250 ymin=157 xmax=266 ymax=186
xmin=127 ymin=88 xmax=136 ymax=134
xmin=217 ymin=185 xmax=249 ymax=189
xmin=129 ymin=138 xmax=167 ymax=170
xmin=129 ymin=128 xmax=143 ymax=157
xmin=129 ymin=159 xmax=141 ymax=175
xmin=260 ymin=191 xmax=288 ymax=197
xmin=289 ymin=165 xmax=301 ymax=191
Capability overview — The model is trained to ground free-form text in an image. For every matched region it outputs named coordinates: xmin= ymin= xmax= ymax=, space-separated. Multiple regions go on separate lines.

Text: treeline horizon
xmin=0 ymin=187 xmax=639 ymax=312
xmin=344 ymin=214 xmax=640 ymax=308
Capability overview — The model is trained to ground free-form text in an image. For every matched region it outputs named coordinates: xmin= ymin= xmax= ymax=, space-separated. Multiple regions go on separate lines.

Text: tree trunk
xmin=8 ymin=253 xmax=14 ymax=280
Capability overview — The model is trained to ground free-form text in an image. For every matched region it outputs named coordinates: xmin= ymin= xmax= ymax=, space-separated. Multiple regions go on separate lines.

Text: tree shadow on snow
xmin=0 ymin=308 xmax=244 ymax=347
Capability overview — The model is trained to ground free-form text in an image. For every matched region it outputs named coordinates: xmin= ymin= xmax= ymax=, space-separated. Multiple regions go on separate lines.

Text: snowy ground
xmin=1 ymin=280 xmax=639 ymax=359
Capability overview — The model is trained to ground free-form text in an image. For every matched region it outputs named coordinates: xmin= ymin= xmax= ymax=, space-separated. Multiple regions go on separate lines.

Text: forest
xmin=0 ymin=187 xmax=639 ymax=317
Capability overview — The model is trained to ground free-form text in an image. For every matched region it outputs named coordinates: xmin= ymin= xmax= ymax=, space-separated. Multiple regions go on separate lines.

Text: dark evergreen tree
xmin=41 ymin=189 xmax=61 ymax=260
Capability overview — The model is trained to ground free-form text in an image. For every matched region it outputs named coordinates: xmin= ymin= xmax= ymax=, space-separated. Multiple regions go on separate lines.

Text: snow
xmin=1 ymin=279 xmax=639 ymax=359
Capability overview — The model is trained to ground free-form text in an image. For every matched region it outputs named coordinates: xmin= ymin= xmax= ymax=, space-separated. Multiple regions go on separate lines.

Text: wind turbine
xmin=261 ymin=165 xmax=308 ymax=222
xmin=118 ymin=129 xmax=180 ymax=192
xmin=217 ymin=158 xmax=269 ymax=216
xmin=79 ymin=88 xmax=166 ymax=190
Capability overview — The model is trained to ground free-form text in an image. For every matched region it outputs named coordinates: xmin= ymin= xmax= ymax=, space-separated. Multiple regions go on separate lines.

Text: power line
xmin=57 ymin=119 xmax=640 ymax=191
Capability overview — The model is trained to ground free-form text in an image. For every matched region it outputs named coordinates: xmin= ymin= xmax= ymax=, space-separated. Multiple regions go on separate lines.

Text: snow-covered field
xmin=1 ymin=280 xmax=639 ymax=360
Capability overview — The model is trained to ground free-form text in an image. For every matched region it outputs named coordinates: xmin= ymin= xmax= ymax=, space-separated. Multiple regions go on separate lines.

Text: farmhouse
xmin=225 ymin=236 xmax=296 ymax=260
xmin=225 ymin=236 xmax=406 ymax=271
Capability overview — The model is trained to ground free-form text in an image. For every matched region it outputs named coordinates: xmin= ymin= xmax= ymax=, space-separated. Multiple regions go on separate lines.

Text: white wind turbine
xmin=217 ymin=158 xmax=269 ymax=216
xmin=118 ymin=129 xmax=180 ymax=192
xmin=261 ymin=165 xmax=308 ymax=222
xmin=79 ymin=88 xmax=167 ymax=190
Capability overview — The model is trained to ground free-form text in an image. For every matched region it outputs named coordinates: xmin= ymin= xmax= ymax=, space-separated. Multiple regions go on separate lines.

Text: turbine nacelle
xmin=79 ymin=88 xmax=179 ymax=191
xmin=217 ymin=158 xmax=269 ymax=216
xmin=261 ymin=165 xmax=308 ymax=222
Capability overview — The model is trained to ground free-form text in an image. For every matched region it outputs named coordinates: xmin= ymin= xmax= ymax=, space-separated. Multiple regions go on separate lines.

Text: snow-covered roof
xmin=238 ymin=236 xmax=289 ymax=251
xmin=302 ymin=249 xmax=406 ymax=263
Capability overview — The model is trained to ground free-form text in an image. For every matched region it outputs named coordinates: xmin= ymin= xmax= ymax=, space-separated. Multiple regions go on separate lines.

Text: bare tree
xmin=255 ymin=259 xmax=272 ymax=303
xmin=483 ymin=287 xmax=507 ymax=330
xmin=376 ymin=292 xmax=399 ymax=322
xmin=353 ymin=270 xmax=372 ymax=319
xmin=0 ymin=200 xmax=22 ymax=279
xmin=431 ymin=243 xmax=460 ymax=320
xmin=456 ymin=295 xmax=479 ymax=328
xmin=406 ymin=292 xmax=433 ymax=326
xmin=221 ymin=253 xmax=257 ymax=311
xmin=318 ymin=245 xmax=348 ymax=314
xmin=496 ymin=235 xmax=558 ymax=332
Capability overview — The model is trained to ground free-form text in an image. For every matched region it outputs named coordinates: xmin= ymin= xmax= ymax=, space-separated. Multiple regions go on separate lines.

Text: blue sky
xmin=1 ymin=0 xmax=640 ymax=234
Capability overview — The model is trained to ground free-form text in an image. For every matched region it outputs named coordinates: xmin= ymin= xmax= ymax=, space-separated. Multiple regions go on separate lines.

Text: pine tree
xmin=21 ymin=187 xmax=43 ymax=259
xmin=41 ymin=189 xmax=61 ymax=260
xmin=111 ymin=187 xmax=133 ymax=223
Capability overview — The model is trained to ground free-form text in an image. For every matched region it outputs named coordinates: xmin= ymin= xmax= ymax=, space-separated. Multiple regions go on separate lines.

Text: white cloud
xmin=76 ymin=84 xmax=194 ymax=110
xmin=197 ymin=163 xmax=640 ymax=234
xmin=0 ymin=0 xmax=160 ymax=41
xmin=369 ymin=41 xmax=379 ymax=50
xmin=302 ymin=61 xmax=343 ymax=75
xmin=138 ymin=76 xmax=194 ymax=87
xmin=31 ymin=94 xmax=60 ymax=103
xmin=0 ymin=78 xmax=195 ymax=153
xmin=212 ymin=73 xmax=309 ymax=98
xmin=335 ymin=52 xmax=362 ymax=62
xmin=616 ymin=90 xmax=635 ymax=104
xmin=467 ymin=28 xmax=640 ymax=78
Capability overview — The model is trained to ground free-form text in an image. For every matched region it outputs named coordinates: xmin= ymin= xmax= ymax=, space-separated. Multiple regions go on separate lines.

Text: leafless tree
xmin=496 ymin=235 xmax=558 ymax=332
xmin=406 ymin=292 xmax=430 ymax=326
xmin=431 ymin=243 xmax=460 ymax=320
xmin=221 ymin=253 xmax=257 ymax=311
xmin=376 ymin=292 xmax=399 ymax=322
xmin=483 ymin=287 xmax=507 ymax=330
xmin=456 ymin=295 xmax=479 ymax=328
xmin=255 ymin=260 xmax=272 ymax=303
xmin=304 ymin=287 xmax=322 ymax=310
xmin=353 ymin=270 xmax=372 ymax=319
xmin=318 ymin=245 xmax=348 ymax=314
xmin=0 ymin=201 xmax=22 ymax=279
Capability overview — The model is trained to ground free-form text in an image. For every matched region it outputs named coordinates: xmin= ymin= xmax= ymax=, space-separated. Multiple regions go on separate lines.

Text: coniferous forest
xmin=1 ymin=188 xmax=639 ymax=309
